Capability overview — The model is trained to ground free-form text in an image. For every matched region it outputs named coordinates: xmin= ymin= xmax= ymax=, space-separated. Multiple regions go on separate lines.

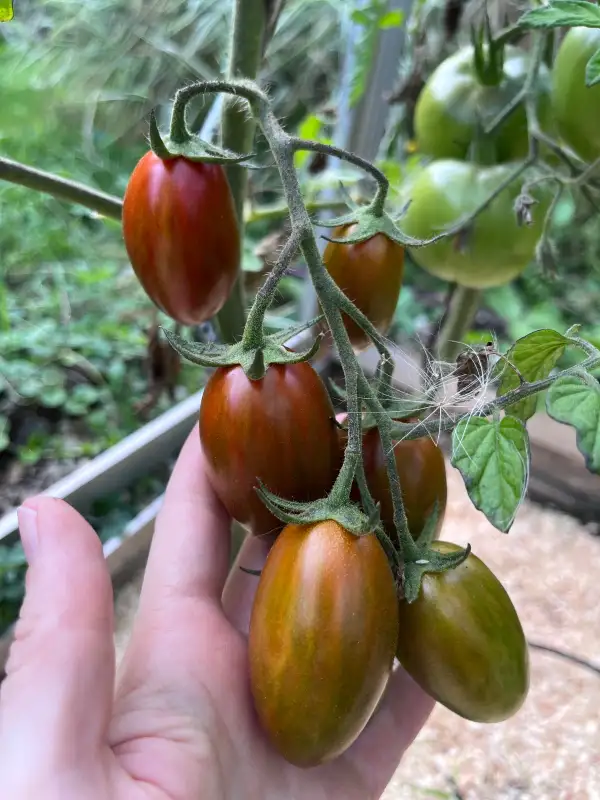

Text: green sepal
xmin=471 ymin=11 xmax=505 ymax=87
xmin=268 ymin=314 xmax=324 ymax=346
xmin=317 ymin=204 xmax=427 ymax=249
xmin=255 ymin=482 xmax=376 ymax=536
xmin=402 ymin=543 xmax=472 ymax=604
xmin=414 ymin=499 xmax=441 ymax=550
xmin=149 ymin=109 xmax=255 ymax=166
xmin=162 ymin=324 xmax=323 ymax=380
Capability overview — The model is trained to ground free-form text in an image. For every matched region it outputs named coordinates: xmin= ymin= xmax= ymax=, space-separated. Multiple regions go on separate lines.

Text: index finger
xmin=138 ymin=424 xmax=232 ymax=612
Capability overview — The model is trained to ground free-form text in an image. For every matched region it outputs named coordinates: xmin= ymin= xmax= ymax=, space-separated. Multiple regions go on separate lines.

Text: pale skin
xmin=0 ymin=427 xmax=435 ymax=800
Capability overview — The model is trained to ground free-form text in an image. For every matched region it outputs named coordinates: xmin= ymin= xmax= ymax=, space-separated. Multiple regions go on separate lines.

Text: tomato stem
xmin=242 ymin=232 xmax=301 ymax=351
xmin=436 ymin=286 xmax=482 ymax=364
xmin=0 ymin=156 xmax=122 ymax=220
xmin=292 ymin=139 xmax=390 ymax=211
xmin=217 ymin=0 xmax=273 ymax=344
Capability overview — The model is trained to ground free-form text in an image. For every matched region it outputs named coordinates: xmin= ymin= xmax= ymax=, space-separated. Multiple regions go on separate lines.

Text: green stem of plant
xmin=436 ymin=286 xmax=482 ymax=364
xmin=215 ymin=0 xmax=269 ymax=344
xmin=253 ymin=104 xmax=415 ymax=550
xmin=0 ymin=157 xmax=122 ymax=220
xmin=242 ymin=232 xmax=300 ymax=347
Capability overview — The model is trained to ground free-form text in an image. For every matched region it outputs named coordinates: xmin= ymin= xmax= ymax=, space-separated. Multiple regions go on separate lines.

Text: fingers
xmin=137 ymin=425 xmax=232 ymax=616
xmin=0 ymin=499 xmax=115 ymax=771
xmin=346 ymin=665 xmax=435 ymax=795
xmin=221 ymin=532 xmax=276 ymax=635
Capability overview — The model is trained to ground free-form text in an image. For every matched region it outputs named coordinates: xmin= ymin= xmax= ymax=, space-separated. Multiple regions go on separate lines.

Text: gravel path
xmin=113 ymin=463 xmax=600 ymax=799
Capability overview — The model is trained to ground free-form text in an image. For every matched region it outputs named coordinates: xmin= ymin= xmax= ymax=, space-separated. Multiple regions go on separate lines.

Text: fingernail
xmin=17 ymin=506 xmax=39 ymax=563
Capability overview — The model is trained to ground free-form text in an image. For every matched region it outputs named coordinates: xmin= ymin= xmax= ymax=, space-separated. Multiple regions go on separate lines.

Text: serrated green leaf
xmin=518 ymin=0 xmax=600 ymax=29
xmin=546 ymin=373 xmax=600 ymax=472
xmin=451 ymin=415 xmax=530 ymax=532
xmin=586 ymin=47 xmax=600 ymax=86
xmin=497 ymin=329 xmax=570 ymax=421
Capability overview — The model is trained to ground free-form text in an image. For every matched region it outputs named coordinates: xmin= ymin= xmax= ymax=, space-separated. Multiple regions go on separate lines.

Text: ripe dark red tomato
xmin=323 ymin=225 xmax=404 ymax=351
xmin=122 ymin=152 xmax=239 ymax=325
xmin=199 ymin=361 xmax=341 ymax=537
xmin=337 ymin=414 xmax=447 ymax=540
xmin=249 ymin=519 xmax=398 ymax=767
xmin=396 ymin=541 xmax=529 ymax=723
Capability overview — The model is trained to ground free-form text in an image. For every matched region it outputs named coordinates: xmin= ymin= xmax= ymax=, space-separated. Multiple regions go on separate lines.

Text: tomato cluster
xmin=198 ymin=367 xmax=527 ymax=765
xmin=405 ymin=32 xmax=600 ymax=288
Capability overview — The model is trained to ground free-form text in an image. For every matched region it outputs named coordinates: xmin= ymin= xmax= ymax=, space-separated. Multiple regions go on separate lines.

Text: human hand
xmin=0 ymin=428 xmax=435 ymax=800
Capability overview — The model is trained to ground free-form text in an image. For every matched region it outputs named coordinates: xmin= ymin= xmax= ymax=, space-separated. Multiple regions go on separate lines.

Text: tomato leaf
xmin=518 ymin=0 xmax=600 ymax=29
xmin=497 ymin=328 xmax=570 ymax=421
xmin=586 ymin=47 xmax=600 ymax=86
xmin=451 ymin=415 xmax=530 ymax=533
xmin=546 ymin=372 xmax=600 ymax=473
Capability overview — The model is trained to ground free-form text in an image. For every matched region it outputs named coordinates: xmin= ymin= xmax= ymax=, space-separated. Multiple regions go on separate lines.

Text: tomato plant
xmin=122 ymin=152 xmax=239 ymax=325
xmin=552 ymin=27 xmax=600 ymax=164
xmin=399 ymin=160 xmax=548 ymax=288
xmin=323 ymin=225 xmax=405 ymax=351
xmin=248 ymin=519 xmax=398 ymax=767
xmin=396 ymin=541 xmax=529 ymax=723
xmin=338 ymin=414 xmax=447 ymax=539
xmin=415 ymin=45 xmax=553 ymax=163
xmin=199 ymin=361 xmax=341 ymax=537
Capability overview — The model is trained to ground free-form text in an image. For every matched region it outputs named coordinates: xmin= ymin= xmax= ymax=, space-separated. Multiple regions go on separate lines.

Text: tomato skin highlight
xmin=249 ymin=519 xmax=399 ymax=767
xmin=199 ymin=362 xmax=341 ymax=537
xmin=323 ymin=225 xmax=404 ymax=351
xmin=122 ymin=152 xmax=239 ymax=325
xmin=552 ymin=27 xmax=600 ymax=164
xmin=400 ymin=160 xmax=549 ymax=288
xmin=396 ymin=541 xmax=529 ymax=723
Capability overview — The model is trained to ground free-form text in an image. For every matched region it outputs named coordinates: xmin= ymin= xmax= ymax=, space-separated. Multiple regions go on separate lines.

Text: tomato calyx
xmin=401 ymin=507 xmax=472 ymax=603
xmin=163 ymin=314 xmax=324 ymax=380
xmin=256 ymin=480 xmax=381 ymax=537
xmin=318 ymin=198 xmax=428 ymax=249
xmin=471 ymin=14 xmax=505 ymax=88
xmin=149 ymin=107 xmax=254 ymax=166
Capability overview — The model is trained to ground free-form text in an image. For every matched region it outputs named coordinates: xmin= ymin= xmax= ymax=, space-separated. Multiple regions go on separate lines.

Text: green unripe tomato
xmin=552 ymin=27 xmax=600 ymax=164
xmin=399 ymin=160 xmax=549 ymax=288
xmin=396 ymin=542 xmax=529 ymax=723
xmin=415 ymin=45 xmax=553 ymax=164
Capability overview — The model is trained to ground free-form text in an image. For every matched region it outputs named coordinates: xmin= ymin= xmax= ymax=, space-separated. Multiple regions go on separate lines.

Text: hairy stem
xmin=293 ymin=138 xmax=389 ymax=212
xmin=0 ymin=156 xmax=122 ymax=220
xmin=242 ymin=232 xmax=300 ymax=347
xmin=251 ymin=103 xmax=413 ymax=545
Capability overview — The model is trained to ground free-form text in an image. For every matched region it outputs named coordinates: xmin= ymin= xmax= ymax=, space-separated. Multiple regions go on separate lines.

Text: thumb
xmin=0 ymin=498 xmax=115 ymax=771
